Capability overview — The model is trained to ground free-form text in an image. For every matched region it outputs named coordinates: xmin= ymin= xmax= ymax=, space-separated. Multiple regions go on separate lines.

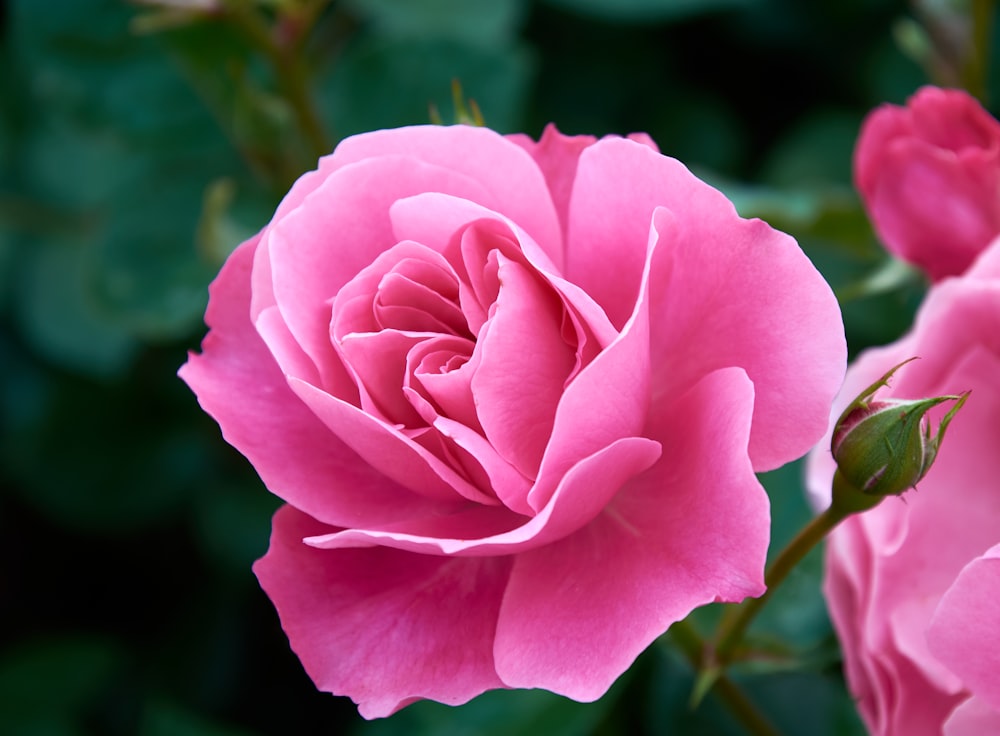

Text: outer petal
xmin=854 ymin=87 xmax=1000 ymax=281
xmin=568 ymin=141 xmax=845 ymax=470
xmin=928 ymin=545 xmax=1000 ymax=712
xmin=506 ymin=124 xmax=597 ymax=238
xmin=304 ymin=436 xmax=661 ymax=556
xmin=944 ymin=697 xmax=1000 ymax=736
xmin=862 ymin=143 xmax=1000 ymax=281
xmin=493 ymin=367 xmax=768 ymax=699
xmin=253 ymin=505 xmax=511 ymax=719
xmin=643 ymin=204 xmax=845 ymax=471
xmin=179 ymin=237 xmax=445 ymax=528
xmin=329 ymin=125 xmax=563 ymax=270
xmin=258 ymin=156 xmax=491 ymax=387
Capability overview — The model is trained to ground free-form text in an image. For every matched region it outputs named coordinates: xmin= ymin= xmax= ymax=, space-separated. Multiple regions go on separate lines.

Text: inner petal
xmin=331 ymin=240 xmax=462 ymax=342
xmin=374 ymin=269 xmax=468 ymax=335
xmin=407 ymin=336 xmax=482 ymax=433
xmin=472 ymin=253 xmax=578 ymax=479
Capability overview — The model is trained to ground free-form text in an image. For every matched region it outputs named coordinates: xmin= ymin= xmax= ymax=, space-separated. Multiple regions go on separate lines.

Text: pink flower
xmin=808 ymin=239 xmax=1000 ymax=735
xmin=854 ymin=86 xmax=1000 ymax=281
xmin=180 ymin=124 xmax=845 ymax=718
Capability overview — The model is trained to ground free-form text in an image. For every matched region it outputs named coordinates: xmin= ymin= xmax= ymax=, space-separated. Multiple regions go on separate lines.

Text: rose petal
xmin=928 ymin=545 xmax=1000 ymax=712
xmin=338 ymin=330 xmax=426 ymax=427
xmin=493 ymin=366 xmax=768 ymax=700
xmin=524 ymin=205 xmax=655 ymax=512
xmin=472 ymin=253 xmax=578 ymax=480
xmin=289 ymin=377 xmax=496 ymax=506
xmin=330 ymin=125 xmax=563 ymax=269
xmin=648 ymin=204 xmax=845 ymax=471
xmin=253 ymin=505 xmax=511 ymax=719
xmin=944 ymin=696 xmax=1000 ymax=736
xmin=507 ymin=124 xmax=597 ymax=237
xmin=179 ymin=237 xmax=445 ymax=528
xmin=389 ymin=194 xmax=618 ymax=350
xmin=304 ymin=436 xmax=661 ymax=556
xmin=864 ymin=144 xmax=1000 ymax=280
xmin=260 ymin=155 xmax=491 ymax=384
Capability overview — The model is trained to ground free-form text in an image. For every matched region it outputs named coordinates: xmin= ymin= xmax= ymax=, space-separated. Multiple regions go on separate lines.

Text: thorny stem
xmin=967 ymin=0 xmax=995 ymax=103
xmin=668 ymin=619 xmax=780 ymax=736
xmin=220 ymin=0 xmax=332 ymax=165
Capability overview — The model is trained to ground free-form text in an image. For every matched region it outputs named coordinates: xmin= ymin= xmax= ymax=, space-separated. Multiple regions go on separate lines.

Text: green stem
xmin=967 ymin=0 xmax=995 ymax=103
xmin=712 ymin=504 xmax=846 ymax=666
xmin=220 ymin=0 xmax=331 ymax=162
xmin=669 ymin=620 xmax=780 ymax=736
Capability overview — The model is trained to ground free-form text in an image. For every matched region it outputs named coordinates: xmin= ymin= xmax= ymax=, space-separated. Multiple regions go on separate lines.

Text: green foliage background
xmin=0 ymin=0 xmax=985 ymax=733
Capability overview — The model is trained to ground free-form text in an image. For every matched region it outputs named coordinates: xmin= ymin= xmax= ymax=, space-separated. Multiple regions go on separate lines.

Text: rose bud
xmin=830 ymin=359 xmax=968 ymax=511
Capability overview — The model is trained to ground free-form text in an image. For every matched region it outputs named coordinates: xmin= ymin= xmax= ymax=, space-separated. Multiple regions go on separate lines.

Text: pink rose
xmin=808 ymin=239 xmax=1000 ymax=735
xmin=180 ymin=124 xmax=845 ymax=717
xmin=855 ymin=86 xmax=1000 ymax=281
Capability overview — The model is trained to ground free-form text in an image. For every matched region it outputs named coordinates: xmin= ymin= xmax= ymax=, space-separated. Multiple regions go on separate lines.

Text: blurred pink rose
xmin=808 ymin=239 xmax=1000 ymax=735
xmin=180 ymin=124 xmax=845 ymax=718
xmin=855 ymin=86 xmax=1000 ymax=281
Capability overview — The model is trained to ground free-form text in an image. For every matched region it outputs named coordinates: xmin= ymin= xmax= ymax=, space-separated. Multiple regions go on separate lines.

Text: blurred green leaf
xmin=0 ymin=636 xmax=122 ymax=728
xmin=14 ymin=240 xmax=138 ymax=378
xmin=2 ymin=369 xmax=214 ymax=532
xmin=741 ymin=669 xmax=867 ymax=736
xmin=320 ymin=35 xmax=535 ymax=135
xmin=140 ymin=699 xmax=260 ymax=736
xmin=7 ymin=0 xmax=250 ymax=349
xmin=541 ymin=0 xmax=759 ymax=23
xmin=758 ymin=109 xmax=863 ymax=189
xmin=193 ymin=480 xmax=280 ymax=575
xmin=344 ymin=0 xmax=527 ymax=47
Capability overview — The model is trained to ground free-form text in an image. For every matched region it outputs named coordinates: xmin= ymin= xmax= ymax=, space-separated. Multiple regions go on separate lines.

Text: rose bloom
xmin=808 ymin=239 xmax=1000 ymax=735
xmin=855 ymin=86 xmax=1000 ymax=282
xmin=181 ymin=124 xmax=845 ymax=717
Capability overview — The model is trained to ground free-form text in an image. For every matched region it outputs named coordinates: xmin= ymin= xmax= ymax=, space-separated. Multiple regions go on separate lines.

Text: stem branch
xmin=221 ymin=0 xmax=331 ymax=163
xmin=669 ymin=620 xmax=780 ymax=736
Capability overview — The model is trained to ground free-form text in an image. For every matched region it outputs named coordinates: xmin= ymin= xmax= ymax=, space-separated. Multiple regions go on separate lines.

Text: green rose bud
xmin=830 ymin=358 xmax=969 ymax=514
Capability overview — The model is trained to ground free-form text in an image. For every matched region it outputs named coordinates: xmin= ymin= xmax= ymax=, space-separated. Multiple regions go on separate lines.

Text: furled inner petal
xmin=406 ymin=336 xmax=482 ymax=432
xmin=332 ymin=241 xmax=465 ymax=342
xmin=338 ymin=330 xmax=426 ymax=428
xmin=471 ymin=251 xmax=578 ymax=480
xmin=373 ymin=258 xmax=469 ymax=336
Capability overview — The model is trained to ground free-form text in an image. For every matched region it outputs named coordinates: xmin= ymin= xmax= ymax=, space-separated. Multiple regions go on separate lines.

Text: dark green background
xmin=0 ymin=0 xmax=979 ymax=733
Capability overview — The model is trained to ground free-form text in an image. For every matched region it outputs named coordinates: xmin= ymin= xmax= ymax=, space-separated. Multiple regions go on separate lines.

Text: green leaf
xmin=541 ymin=0 xmax=758 ymax=23
xmin=13 ymin=239 xmax=137 ymax=378
xmin=757 ymin=110 xmax=864 ymax=189
xmin=193 ymin=480 xmax=280 ymax=575
xmin=344 ymin=0 xmax=527 ymax=47
xmin=2 ymin=366 xmax=214 ymax=532
xmin=0 ymin=636 xmax=122 ymax=720
xmin=140 ymin=699 xmax=260 ymax=736
xmin=319 ymin=35 xmax=535 ymax=135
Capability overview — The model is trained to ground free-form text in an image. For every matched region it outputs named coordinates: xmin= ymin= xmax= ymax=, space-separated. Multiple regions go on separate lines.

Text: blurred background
xmin=0 ymin=0 xmax=991 ymax=733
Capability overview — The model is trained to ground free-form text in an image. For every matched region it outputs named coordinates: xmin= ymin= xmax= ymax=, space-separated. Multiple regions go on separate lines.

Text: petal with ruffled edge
xmin=567 ymin=140 xmax=845 ymax=471
xmin=178 ymin=237 xmax=452 ymax=528
xmin=253 ymin=505 xmax=512 ymax=719
xmin=944 ymin=696 xmax=1000 ymax=736
xmin=329 ymin=125 xmax=563 ymax=269
xmin=928 ymin=545 xmax=1000 ymax=713
xmin=493 ymin=366 xmax=768 ymax=700
xmin=254 ymin=156 xmax=492 ymax=391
